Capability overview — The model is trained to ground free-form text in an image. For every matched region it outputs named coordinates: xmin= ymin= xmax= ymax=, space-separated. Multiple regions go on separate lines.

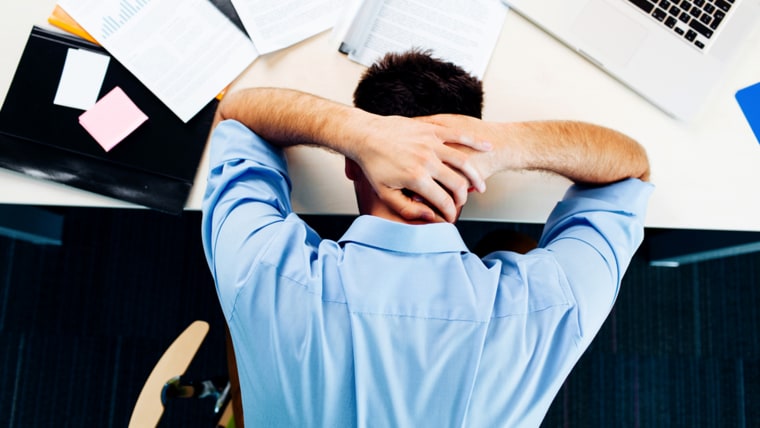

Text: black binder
xmin=0 ymin=26 xmax=218 ymax=214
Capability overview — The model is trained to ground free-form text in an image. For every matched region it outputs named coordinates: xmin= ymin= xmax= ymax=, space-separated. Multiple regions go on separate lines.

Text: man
xmin=202 ymin=51 xmax=652 ymax=426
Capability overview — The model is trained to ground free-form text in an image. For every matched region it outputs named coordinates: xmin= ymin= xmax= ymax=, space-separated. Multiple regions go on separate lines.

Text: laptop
xmin=501 ymin=0 xmax=760 ymax=121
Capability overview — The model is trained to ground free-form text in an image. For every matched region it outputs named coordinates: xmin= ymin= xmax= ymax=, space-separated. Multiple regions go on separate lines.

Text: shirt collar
xmin=338 ymin=215 xmax=468 ymax=254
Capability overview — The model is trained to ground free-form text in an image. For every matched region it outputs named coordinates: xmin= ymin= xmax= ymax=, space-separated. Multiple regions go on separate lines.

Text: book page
xmin=231 ymin=0 xmax=342 ymax=54
xmin=58 ymin=0 xmax=258 ymax=123
xmin=340 ymin=0 xmax=507 ymax=78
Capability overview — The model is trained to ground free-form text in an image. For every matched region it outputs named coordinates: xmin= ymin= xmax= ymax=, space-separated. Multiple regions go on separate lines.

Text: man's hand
xmin=416 ymin=114 xmax=511 ymax=182
xmin=350 ymin=114 xmax=492 ymax=223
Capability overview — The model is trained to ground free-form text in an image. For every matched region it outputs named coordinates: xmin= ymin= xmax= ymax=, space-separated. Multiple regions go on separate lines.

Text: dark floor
xmin=0 ymin=206 xmax=758 ymax=427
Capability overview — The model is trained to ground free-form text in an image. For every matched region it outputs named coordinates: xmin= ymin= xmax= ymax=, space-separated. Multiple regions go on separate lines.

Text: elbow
xmin=638 ymin=167 xmax=651 ymax=182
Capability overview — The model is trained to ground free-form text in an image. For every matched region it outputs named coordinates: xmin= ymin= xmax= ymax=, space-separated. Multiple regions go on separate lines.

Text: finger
xmin=408 ymin=177 xmax=458 ymax=223
xmin=430 ymin=164 xmax=470 ymax=209
xmin=380 ymin=189 xmax=437 ymax=222
xmin=436 ymin=145 xmax=487 ymax=194
xmin=434 ymin=127 xmax=492 ymax=152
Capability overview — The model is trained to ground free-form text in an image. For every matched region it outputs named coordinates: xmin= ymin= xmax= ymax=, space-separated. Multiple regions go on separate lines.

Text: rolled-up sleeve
xmin=539 ymin=178 xmax=654 ymax=338
xmin=201 ymin=119 xmax=293 ymax=316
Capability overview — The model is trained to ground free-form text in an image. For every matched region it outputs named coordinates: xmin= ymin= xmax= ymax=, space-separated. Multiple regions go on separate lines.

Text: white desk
xmin=2 ymin=2 xmax=760 ymax=232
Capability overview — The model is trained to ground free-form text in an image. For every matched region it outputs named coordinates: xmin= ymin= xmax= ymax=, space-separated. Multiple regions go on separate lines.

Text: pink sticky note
xmin=79 ymin=86 xmax=148 ymax=151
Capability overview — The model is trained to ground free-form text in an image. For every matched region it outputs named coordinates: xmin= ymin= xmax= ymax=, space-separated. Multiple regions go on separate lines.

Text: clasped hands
xmin=350 ymin=113 xmax=501 ymax=223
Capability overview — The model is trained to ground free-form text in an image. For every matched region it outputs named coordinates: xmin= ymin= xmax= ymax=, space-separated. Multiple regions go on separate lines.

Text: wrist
xmin=478 ymin=122 xmax=528 ymax=176
xmin=330 ymin=107 xmax=380 ymax=162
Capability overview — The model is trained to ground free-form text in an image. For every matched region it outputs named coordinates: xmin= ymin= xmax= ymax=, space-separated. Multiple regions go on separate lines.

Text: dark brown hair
xmin=353 ymin=49 xmax=484 ymax=118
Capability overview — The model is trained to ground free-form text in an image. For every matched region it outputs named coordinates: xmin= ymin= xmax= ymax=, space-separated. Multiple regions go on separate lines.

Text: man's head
xmin=347 ymin=50 xmax=484 ymax=223
xmin=353 ymin=50 xmax=483 ymax=119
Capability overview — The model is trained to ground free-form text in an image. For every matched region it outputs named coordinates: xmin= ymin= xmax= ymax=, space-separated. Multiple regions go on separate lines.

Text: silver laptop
xmin=502 ymin=0 xmax=760 ymax=121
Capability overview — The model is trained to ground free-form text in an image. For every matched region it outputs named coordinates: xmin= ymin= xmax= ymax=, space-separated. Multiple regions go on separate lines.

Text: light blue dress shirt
xmin=202 ymin=120 xmax=654 ymax=427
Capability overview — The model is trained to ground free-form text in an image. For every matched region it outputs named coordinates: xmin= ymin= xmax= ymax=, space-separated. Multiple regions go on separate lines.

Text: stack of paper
xmin=58 ymin=0 xmax=259 ymax=123
xmin=53 ymin=0 xmax=508 ymax=123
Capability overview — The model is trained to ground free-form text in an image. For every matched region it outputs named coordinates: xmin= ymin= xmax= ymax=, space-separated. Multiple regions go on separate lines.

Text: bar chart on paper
xmin=59 ymin=0 xmax=154 ymax=41
xmin=101 ymin=0 xmax=151 ymax=39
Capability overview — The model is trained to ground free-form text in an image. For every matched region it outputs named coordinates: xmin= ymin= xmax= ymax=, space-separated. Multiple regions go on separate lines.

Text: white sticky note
xmin=79 ymin=86 xmax=148 ymax=152
xmin=53 ymin=48 xmax=111 ymax=110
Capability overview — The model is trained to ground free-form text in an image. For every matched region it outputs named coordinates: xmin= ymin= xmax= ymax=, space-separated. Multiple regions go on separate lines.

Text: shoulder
xmin=485 ymin=250 xmax=575 ymax=317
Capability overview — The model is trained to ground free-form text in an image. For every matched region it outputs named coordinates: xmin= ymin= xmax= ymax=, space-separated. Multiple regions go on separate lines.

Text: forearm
xmin=485 ymin=121 xmax=650 ymax=183
xmin=215 ymin=87 xmax=370 ymax=158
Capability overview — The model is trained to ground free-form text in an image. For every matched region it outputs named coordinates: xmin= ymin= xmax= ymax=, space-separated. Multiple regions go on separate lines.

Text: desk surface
xmin=2 ymin=2 xmax=760 ymax=231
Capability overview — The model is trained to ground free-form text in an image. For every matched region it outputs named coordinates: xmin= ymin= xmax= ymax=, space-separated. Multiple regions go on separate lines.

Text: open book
xmin=334 ymin=0 xmax=508 ymax=78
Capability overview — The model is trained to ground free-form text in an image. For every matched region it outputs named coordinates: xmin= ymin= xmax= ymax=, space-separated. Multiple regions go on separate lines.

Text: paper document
xmin=79 ymin=86 xmax=148 ymax=151
xmin=335 ymin=0 xmax=507 ymax=78
xmin=54 ymin=48 xmax=111 ymax=110
xmin=58 ymin=0 xmax=258 ymax=122
xmin=231 ymin=0 xmax=341 ymax=53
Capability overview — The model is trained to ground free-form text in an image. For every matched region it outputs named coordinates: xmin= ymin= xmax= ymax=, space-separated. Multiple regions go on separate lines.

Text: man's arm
xmin=420 ymin=115 xmax=650 ymax=184
xmin=214 ymin=88 xmax=492 ymax=222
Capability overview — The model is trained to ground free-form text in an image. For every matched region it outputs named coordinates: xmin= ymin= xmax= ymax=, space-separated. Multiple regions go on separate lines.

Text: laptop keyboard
xmin=626 ymin=0 xmax=736 ymax=50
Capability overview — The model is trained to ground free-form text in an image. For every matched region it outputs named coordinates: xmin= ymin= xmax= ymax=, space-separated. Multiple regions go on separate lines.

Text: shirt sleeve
xmin=201 ymin=119 xmax=294 ymax=317
xmin=538 ymin=178 xmax=654 ymax=339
